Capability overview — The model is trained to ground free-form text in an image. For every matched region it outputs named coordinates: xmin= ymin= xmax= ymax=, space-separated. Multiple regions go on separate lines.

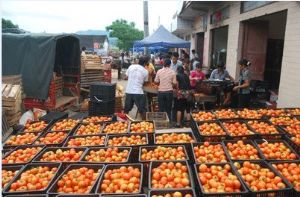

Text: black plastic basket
xmin=154 ymin=131 xmax=197 ymax=145
xmin=191 ymin=110 xmax=217 ymax=122
xmin=257 ymin=108 xmax=290 ymax=118
xmin=56 ymin=195 xmax=98 ymax=197
xmin=40 ymin=111 xmax=68 ymax=123
xmin=236 ymin=108 xmax=263 ymax=120
xmin=129 ymin=121 xmax=155 ymax=133
xmin=64 ymin=134 xmax=107 ymax=147
xmin=89 ymin=99 xmax=115 ymax=116
xmin=3 ymin=132 xmax=42 ymax=148
xmin=213 ymin=109 xmax=239 ymax=120
xmin=268 ymin=116 xmax=300 ymax=126
xmin=149 ymin=189 xmax=196 ymax=197
xmin=47 ymin=163 xmax=104 ymax=196
xmin=149 ymin=160 xmax=194 ymax=190
xmin=102 ymin=121 xmax=130 ymax=134
xmin=96 ymin=163 xmax=143 ymax=195
xmin=220 ymin=119 xmax=258 ymax=140
xmin=254 ymin=139 xmax=300 ymax=161
xmin=246 ymin=119 xmax=284 ymax=140
xmin=196 ymin=121 xmax=228 ymax=142
xmin=19 ymin=120 xmax=53 ymax=134
xmin=49 ymin=118 xmax=80 ymax=132
xmin=81 ymin=115 xmax=113 ymax=124
xmin=102 ymin=195 xmax=146 ymax=197
xmin=2 ymin=165 xmax=24 ymax=192
xmin=5 ymin=195 xmax=48 ymax=197
xmin=81 ymin=146 xmax=132 ymax=163
xmin=32 ymin=147 xmax=87 ymax=163
xmin=232 ymin=160 xmax=293 ymax=197
xmin=192 ymin=142 xmax=229 ymax=164
xmin=3 ymin=163 xmax=62 ymax=195
xmin=269 ymin=160 xmax=300 ymax=196
xmin=106 ymin=133 xmax=149 ymax=147
xmin=90 ymin=82 xmax=116 ymax=99
xmin=2 ymin=148 xmax=13 ymax=157
xmin=2 ymin=145 xmax=45 ymax=165
xmin=223 ymin=140 xmax=265 ymax=161
xmin=33 ymin=130 xmax=71 ymax=147
xmin=194 ymin=162 xmax=249 ymax=197
xmin=278 ymin=124 xmax=300 ymax=138
xmin=284 ymin=135 xmax=300 ymax=155
xmin=73 ymin=123 xmax=103 ymax=136
xmin=285 ymin=108 xmax=300 ymax=116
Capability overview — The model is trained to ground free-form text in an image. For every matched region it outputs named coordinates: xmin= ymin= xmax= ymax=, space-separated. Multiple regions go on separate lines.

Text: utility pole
xmin=143 ymin=0 xmax=149 ymax=55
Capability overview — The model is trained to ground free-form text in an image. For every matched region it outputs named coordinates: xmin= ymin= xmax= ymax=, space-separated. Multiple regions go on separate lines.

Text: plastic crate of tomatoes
xmin=254 ymin=139 xmax=300 ymax=161
xmin=149 ymin=189 xmax=196 ymax=197
xmin=196 ymin=121 xmax=228 ymax=142
xmin=149 ymin=160 xmax=194 ymax=190
xmin=213 ymin=109 xmax=239 ymax=120
xmin=154 ymin=132 xmax=196 ymax=145
xmin=32 ymin=147 xmax=87 ymax=163
xmin=191 ymin=110 xmax=217 ymax=122
xmin=257 ymin=108 xmax=289 ymax=118
xmin=278 ymin=123 xmax=300 ymax=137
xmin=194 ymin=162 xmax=248 ymax=197
xmin=223 ymin=140 xmax=264 ymax=161
xmin=6 ymin=195 xmax=48 ymax=197
xmin=20 ymin=120 xmax=53 ymax=134
xmin=3 ymin=132 xmax=42 ymax=148
xmin=57 ymin=195 xmax=99 ymax=197
xmin=96 ymin=163 xmax=143 ymax=195
xmin=3 ymin=163 xmax=62 ymax=195
xmin=232 ymin=161 xmax=293 ymax=197
xmin=34 ymin=130 xmax=71 ymax=146
xmin=269 ymin=161 xmax=300 ymax=196
xmin=247 ymin=120 xmax=284 ymax=140
xmin=73 ymin=123 xmax=103 ymax=136
xmin=285 ymin=135 xmax=300 ymax=155
xmin=106 ymin=133 xmax=149 ymax=147
xmin=81 ymin=146 xmax=132 ymax=163
xmin=192 ymin=142 xmax=229 ymax=164
xmin=220 ymin=119 xmax=258 ymax=140
xmin=236 ymin=108 xmax=263 ymax=120
xmin=102 ymin=121 xmax=130 ymax=134
xmin=2 ymin=145 xmax=45 ymax=165
xmin=130 ymin=121 xmax=155 ymax=144
xmin=268 ymin=116 xmax=300 ymax=126
xmin=81 ymin=115 xmax=113 ymax=124
xmin=2 ymin=148 xmax=13 ymax=157
xmin=2 ymin=165 xmax=24 ymax=192
xmin=49 ymin=118 xmax=80 ymax=132
xmin=64 ymin=134 xmax=107 ymax=147
xmin=47 ymin=164 xmax=104 ymax=195
xmin=286 ymin=108 xmax=300 ymax=116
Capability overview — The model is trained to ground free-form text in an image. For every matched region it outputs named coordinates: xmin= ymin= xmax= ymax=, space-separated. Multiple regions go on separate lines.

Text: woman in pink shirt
xmin=189 ymin=62 xmax=206 ymax=89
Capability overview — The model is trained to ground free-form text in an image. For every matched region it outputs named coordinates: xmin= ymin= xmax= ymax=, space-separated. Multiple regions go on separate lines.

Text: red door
xmin=242 ymin=21 xmax=268 ymax=81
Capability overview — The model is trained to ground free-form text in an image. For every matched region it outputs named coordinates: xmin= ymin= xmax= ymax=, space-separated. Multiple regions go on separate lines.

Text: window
xmin=241 ymin=1 xmax=273 ymax=13
xmin=210 ymin=6 xmax=230 ymax=25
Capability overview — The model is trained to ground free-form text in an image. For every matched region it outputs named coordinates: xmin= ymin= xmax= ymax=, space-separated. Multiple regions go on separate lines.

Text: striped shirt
xmin=155 ymin=67 xmax=177 ymax=92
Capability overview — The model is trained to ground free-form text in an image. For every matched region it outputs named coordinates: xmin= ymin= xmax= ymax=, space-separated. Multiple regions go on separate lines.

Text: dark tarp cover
xmin=133 ymin=25 xmax=191 ymax=48
xmin=2 ymin=33 xmax=80 ymax=100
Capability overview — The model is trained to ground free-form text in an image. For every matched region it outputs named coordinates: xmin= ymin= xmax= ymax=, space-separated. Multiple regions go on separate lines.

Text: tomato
xmin=76 ymin=123 xmax=101 ymax=135
xmin=5 ymin=133 xmax=39 ymax=146
xmin=85 ymin=147 xmax=129 ymax=162
xmin=130 ymin=121 xmax=154 ymax=133
xmin=194 ymin=142 xmax=227 ymax=163
xmin=215 ymin=109 xmax=238 ymax=119
xmin=39 ymin=148 xmax=84 ymax=162
xmin=2 ymin=169 xmax=20 ymax=188
xmin=24 ymin=121 xmax=48 ymax=132
xmin=248 ymin=121 xmax=279 ymax=135
xmin=67 ymin=135 xmax=106 ymax=147
xmin=223 ymin=122 xmax=254 ymax=136
xmin=258 ymin=141 xmax=298 ymax=160
xmin=35 ymin=131 xmax=68 ymax=145
xmin=103 ymin=121 xmax=128 ymax=134
xmin=237 ymin=109 xmax=262 ymax=119
xmin=155 ymin=133 xmax=195 ymax=144
xmin=199 ymin=123 xmax=226 ymax=136
xmin=269 ymin=117 xmax=300 ymax=126
xmin=192 ymin=111 xmax=216 ymax=121
xmin=51 ymin=119 xmax=79 ymax=131
xmin=82 ymin=116 xmax=112 ymax=124
xmin=226 ymin=140 xmax=261 ymax=160
xmin=2 ymin=147 xmax=42 ymax=164
xmin=141 ymin=146 xmax=186 ymax=161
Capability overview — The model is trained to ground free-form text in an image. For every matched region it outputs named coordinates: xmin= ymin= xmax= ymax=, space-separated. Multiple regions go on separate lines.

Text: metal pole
xmin=143 ymin=0 xmax=149 ymax=55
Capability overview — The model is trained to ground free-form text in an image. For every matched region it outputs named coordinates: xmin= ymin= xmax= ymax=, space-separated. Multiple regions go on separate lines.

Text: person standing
xmin=233 ymin=59 xmax=252 ymax=108
xmin=118 ymin=52 xmax=125 ymax=80
xmin=81 ymin=46 xmax=87 ymax=56
xmin=191 ymin=49 xmax=199 ymax=60
xmin=170 ymin=52 xmax=183 ymax=72
xmin=155 ymin=58 xmax=177 ymax=121
xmin=124 ymin=56 xmax=149 ymax=120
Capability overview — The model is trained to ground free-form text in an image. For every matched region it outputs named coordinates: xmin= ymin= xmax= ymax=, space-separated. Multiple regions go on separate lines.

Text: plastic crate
xmin=106 ymin=133 xmax=149 ymax=147
xmin=89 ymin=99 xmax=115 ymax=116
xmin=192 ymin=142 xmax=229 ymax=164
xmin=102 ymin=195 xmax=146 ymax=197
xmin=196 ymin=120 xmax=228 ymax=142
xmin=3 ymin=163 xmax=62 ymax=195
xmin=223 ymin=140 xmax=265 ymax=161
xmin=47 ymin=164 xmax=104 ymax=196
xmin=73 ymin=123 xmax=103 ymax=136
xmin=64 ymin=134 xmax=107 ymax=147
xmin=254 ymin=139 xmax=300 ymax=161
xmin=194 ymin=162 xmax=249 ymax=197
xmin=285 ymin=135 xmax=300 ymax=155
xmin=32 ymin=147 xmax=87 ymax=163
xmin=2 ymin=145 xmax=45 ymax=165
xmin=6 ymin=195 xmax=48 ymax=197
xmin=232 ymin=160 xmax=293 ymax=197
xmin=149 ymin=189 xmax=196 ymax=197
xmin=2 ymin=165 xmax=24 ymax=192
xmin=213 ymin=109 xmax=239 ymax=120
xmin=90 ymin=82 xmax=116 ymax=99
xmin=96 ymin=163 xmax=143 ymax=195
xmin=2 ymin=148 xmax=13 ymax=157
xmin=278 ymin=124 xmax=300 ymax=137
xmin=3 ymin=132 xmax=41 ymax=148
xmin=129 ymin=121 xmax=155 ymax=133
xmin=220 ymin=119 xmax=258 ymax=140
xmin=149 ymin=160 xmax=194 ymax=190
xmin=236 ymin=108 xmax=263 ymax=120
xmin=146 ymin=112 xmax=169 ymax=122
xmin=246 ymin=119 xmax=284 ymax=140
xmin=33 ymin=130 xmax=71 ymax=147
xmin=154 ymin=120 xmax=169 ymax=130
xmin=19 ymin=120 xmax=53 ymax=133
xmin=81 ymin=115 xmax=113 ymax=124
xmin=154 ymin=131 xmax=197 ymax=145
xmin=49 ymin=118 xmax=80 ymax=132
xmin=81 ymin=146 xmax=132 ymax=163
xmin=102 ymin=121 xmax=130 ymax=134
xmin=40 ymin=112 xmax=68 ymax=123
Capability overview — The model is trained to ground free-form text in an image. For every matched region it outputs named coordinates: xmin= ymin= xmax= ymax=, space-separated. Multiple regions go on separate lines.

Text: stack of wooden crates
xmin=2 ymin=75 xmax=23 ymax=126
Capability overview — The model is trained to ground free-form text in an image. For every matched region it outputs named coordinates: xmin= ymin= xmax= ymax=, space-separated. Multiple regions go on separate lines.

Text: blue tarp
xmin=130 ymin=46 xmax=169 ymax=53
xmin=134 ymin=25 xmax=190 ymax=48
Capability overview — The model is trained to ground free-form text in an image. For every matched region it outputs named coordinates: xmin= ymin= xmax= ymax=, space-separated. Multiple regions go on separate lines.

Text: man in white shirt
xmin=170 ymin=52 xmax=183 ymax=72
xmin=124 ymin=55 xmax=149 ymax=119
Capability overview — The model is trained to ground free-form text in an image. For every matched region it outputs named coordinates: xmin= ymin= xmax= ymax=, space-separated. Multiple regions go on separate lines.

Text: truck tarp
xmin=2 ymin=33 xmax=80 ymax=100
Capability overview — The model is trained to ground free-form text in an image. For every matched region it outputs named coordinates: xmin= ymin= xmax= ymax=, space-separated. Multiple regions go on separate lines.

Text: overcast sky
xmin=2 ymin=0 xmax=182 ymax=34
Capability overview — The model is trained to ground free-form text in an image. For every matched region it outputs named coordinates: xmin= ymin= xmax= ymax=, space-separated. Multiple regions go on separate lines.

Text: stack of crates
xmin=89 ymin=82 xmax=116 ymax=116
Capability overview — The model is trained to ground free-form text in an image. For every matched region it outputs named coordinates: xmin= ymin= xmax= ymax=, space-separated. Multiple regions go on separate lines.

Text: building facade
xmin=172 ymin=1 xmax=300 ymax=107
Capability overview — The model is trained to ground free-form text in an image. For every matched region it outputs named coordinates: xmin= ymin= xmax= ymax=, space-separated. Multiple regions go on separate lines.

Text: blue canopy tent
xmin=133 ymin=25 xmax=190 ymax=48
xmin=130 ymin=46 xmax=169 ymax=53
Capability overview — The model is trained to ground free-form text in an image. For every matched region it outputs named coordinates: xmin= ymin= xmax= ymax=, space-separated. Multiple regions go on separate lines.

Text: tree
xmin=106 ymin=19 xmax=143 ymax=51
xmin=2 ymin=18 xmax=19 ymax=29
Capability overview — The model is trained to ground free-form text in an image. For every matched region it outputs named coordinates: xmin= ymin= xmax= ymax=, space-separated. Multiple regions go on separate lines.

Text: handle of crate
xmin=94 ymin=96 xmax=103 ymax=102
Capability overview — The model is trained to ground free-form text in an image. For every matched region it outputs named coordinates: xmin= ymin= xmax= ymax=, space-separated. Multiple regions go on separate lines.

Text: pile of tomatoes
xmin=5 ymin=133 xmax=39 ymax=146
xmin=75 ymin=123 xmax=101 ymax=135
xmin=192 ymin=111 xmax=216 ymax=121
xmin=103 ymin=122 xmax=128 ymax=134
xmin=24 ymin=121 xmax=48 ymax=132
xmin=151 ymin=162 xmax=191 ymax=189
xmin=234 ymin=161 xmax=286 ymax=191
xmin=247 ymin=121 xmax=279 ymax=135
xmin=226 ymin=140 xmax=261 ymax=160
xmin=140 ymin=146 xmax=186 ymax=161
xmin=38 ymin=148 xmax=84 ymax=162
xmin=51 ymin=119 xmax=79 ymax=131
xmin=82 ymin=116 xmax=112 ymax=124
xmin=155 ymin=133 xmax=195 ymax=144
xmin=198 ymin=163 xmax=242 ymax=193
xmin=257 ymin=141 xmax=298 ymax=160
xmin=84 ymin=147 xmax=130 ymax=163
xmin=198 ymin=123 xmax=226 ymax=136
xmin=237 ymin=109 xmax=262 ymax=119
xmin=283 ymin=124 xmax=300 ymax=136
xmin=107 ymin=135 xmax=147 ymax=146
xmin=151 ymin=191 xmax=193 ymax=197
xmin=193 ymin=142 xmax=227 ymax=163
xmin=214 ymin=109 xmax=238 ymax=119
xmin=100 ymin=165 xmax=141 ymax=193
xmin=2 ymin=169 xmax=20 ymax=188
xmin=56 ymin=167 xmax=100 ymax=193
xmin=291 ymin=135 xmax=300 ymax=146
xmin=35 ymin=131 xmax=68 ymax=145
xmin=2 ymin=146 xmax=42 ymax=164
xmin=67 ymin=135 xmax=106 ymax=147
xmin=269 ymin=116 xmax=300 ymax=126
xmin=258 ymin=109 xmax=287 ymax=117
xmin=222 ymin=122 xmax=255 ymax=136
xmin=9 ymin=166 xmax=58 ymax=192
xmin=130 ymin=121 xmax=154 ymax=133
xmin=287 ymin=108 xmax=300 ymax=116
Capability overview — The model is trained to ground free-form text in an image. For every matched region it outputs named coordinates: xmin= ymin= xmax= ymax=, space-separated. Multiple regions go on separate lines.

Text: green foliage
xmin=106 ymin=19 xmax=143 ymax=51
xmin=2 ymin=18 xmax=19 ymax=29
